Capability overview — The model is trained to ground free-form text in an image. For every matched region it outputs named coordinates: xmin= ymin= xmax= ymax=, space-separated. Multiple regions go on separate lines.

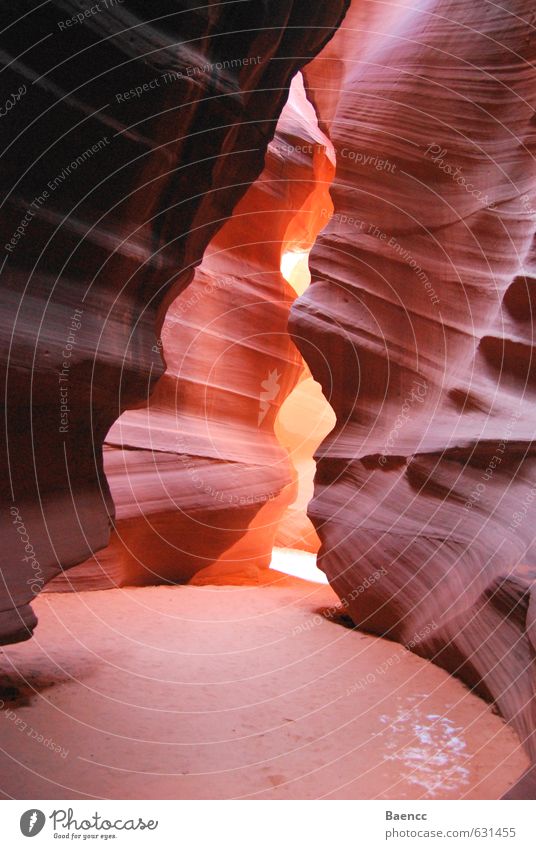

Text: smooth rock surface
xmin=292 ymin=0 xmax=536 ymax=766
xmin=0 ymin=0 xmax=349 ymax=639
xmin=49 ymin=73 xmax=336 ymax=590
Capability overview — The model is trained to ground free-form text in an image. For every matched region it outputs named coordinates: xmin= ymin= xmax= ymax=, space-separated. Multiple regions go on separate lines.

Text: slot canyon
xmin=0 ymin=0 xmax=535 ymax=801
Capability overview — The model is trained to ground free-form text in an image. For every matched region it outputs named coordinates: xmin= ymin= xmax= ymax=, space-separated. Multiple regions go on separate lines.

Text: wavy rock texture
xmin=291 ymin=0 xmax=536 ymax=779
xmin=2 ymin=0 xmax=536 ymax=799
xmin=0 ymin=1 xmax=349 ymax=640
xmin=49 ymin=74 xmax=335 ymax=590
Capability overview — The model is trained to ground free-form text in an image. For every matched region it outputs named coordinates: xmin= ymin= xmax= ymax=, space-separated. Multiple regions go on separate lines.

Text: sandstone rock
xmin=0 ymin=0 xmax=349 ymax=641
xmin=293 ymin=0 xmax=536 ymax=764
xmin=49 ymin=73 xmax=336 ymax=589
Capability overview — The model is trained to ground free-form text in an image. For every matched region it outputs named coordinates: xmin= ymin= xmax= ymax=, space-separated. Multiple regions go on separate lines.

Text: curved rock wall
xmin=2 ymin=0 xmax=535 ymax=796
xmin=0 ymin=0 xmax=349 ymax=641
xmin=50 ymin=74 xmax=335 ymax=589
xmin=292 ymin=0 xmax=536 ymax=763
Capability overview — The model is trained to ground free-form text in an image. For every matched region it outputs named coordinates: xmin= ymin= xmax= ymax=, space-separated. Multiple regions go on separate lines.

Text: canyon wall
xmin=49 ymin=75 xmax=334 ymax=590
xmin=291 ymin=0 xmax=536 ymax=779
xmin=2 ymin=0 xmax=536 ymax=796
xmin=0 ymin=0 xmax=348 ymax=641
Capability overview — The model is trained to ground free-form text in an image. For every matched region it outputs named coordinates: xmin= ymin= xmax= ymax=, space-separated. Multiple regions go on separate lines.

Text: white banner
xmin=1 ymin=800 xmax=534 ymax=848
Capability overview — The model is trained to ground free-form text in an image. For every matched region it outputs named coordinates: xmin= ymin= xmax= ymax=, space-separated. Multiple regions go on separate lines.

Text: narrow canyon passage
xmin=0 ymin=68 xmax=530 ymax=802
xmin=45 ymin=73 xmax=336 ymax=591
xmin=1 ymin=0 xmax=536 ymax=805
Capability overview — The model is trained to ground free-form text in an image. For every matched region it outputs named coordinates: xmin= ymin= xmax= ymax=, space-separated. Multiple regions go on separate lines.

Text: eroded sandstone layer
xmin=0 ymin=1 xmax=348 ymax=639
xmin=47 ymin=73 xmax=335 ymax=590
xmin=2 ymin=0 xmax=536 ymax=799
xmin=290 ymin=0 xmax=536 ymax=783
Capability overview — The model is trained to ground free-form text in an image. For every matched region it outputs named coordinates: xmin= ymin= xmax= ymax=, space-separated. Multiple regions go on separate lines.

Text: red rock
xmin=0 ymin=1 xmax=349 ymax=640
xmin=292 ymin=0 xmax=536 ymax=767
xmin=49 ymin=74 xmax=336 ymax=589
xmin=2 ymin=0 xmax=535 ymax=798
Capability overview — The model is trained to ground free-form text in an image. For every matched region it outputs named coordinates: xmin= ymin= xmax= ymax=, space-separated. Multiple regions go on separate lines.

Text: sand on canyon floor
xmin=0 ymin=570 xmax=529 ymax=800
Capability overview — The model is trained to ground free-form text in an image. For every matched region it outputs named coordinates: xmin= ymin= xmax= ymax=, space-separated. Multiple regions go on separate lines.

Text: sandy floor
xmin=0 ymin=572 xmax=528 ymax=799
